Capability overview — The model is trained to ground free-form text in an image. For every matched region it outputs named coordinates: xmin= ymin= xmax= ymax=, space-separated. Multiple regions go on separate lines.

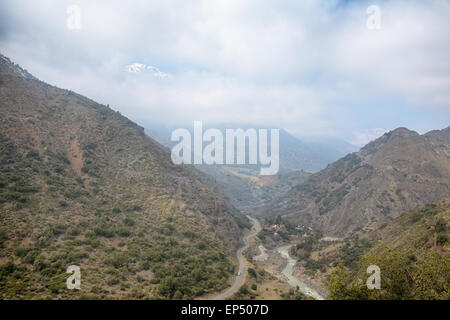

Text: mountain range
xmin=145 ymin=123 xmax=359 ymax=174
xmin=145 ymin=124 xmax=358 ymax=212
xmin=0 ymin=52 xmax=448 ymax=300
xmin=260 ymin=126 xmax=450 ymax=236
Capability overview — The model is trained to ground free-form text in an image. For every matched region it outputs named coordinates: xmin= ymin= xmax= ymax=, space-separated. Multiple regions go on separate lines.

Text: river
xmin=212 ymin=217 xmax=325 ymax=300
xmin=276 ymin=244 xmax=325 ymax=300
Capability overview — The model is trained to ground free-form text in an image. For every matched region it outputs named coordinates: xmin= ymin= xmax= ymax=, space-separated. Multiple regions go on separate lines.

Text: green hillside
xmin=0 ymin=54 xmax=248 ymax=299
xmin=329 ymin=198 xmax=449 ymax=299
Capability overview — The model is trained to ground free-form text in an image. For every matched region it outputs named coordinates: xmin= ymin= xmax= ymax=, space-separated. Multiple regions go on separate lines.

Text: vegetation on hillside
xmin=0 ymin=55 xmax=248 ymax=299
xmin=328 ymin=199 xmax=449 ymax=300
xmin=261 ymin=127 xmax=450 ymax=236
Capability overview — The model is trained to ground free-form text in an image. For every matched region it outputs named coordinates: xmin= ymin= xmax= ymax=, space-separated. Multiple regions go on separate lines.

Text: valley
xmin=0 ymin=53 xmax=448 ymax=300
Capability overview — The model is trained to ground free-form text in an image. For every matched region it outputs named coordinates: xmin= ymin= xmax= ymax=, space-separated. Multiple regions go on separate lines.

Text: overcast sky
xmin=1 ymin=0 xmax=449 ymax=146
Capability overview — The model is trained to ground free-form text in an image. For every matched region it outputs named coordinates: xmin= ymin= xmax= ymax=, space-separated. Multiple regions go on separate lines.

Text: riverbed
xmin=276 ymin=245 xmax=325 ymax=300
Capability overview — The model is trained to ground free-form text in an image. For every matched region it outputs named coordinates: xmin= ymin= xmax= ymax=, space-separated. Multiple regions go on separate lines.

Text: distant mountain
xmin=0 ymin=54 xmax=248 ymax=299
xmin=300 ymin=137 xmax=359 ymax=165
xmin=196 ymin=166 xmax=311 ymax=213
xmin=277 ymin=129 xmax=329 ymax=173
xmin=145 ymin=124 xmax=338 ymax=211
xmin=260 ymin=127 xmax=450 ymax=236
xmin=145 ymin=123 xmax=355 ymax=173
xmin=145 ymin=123 xmax=359 ymax=211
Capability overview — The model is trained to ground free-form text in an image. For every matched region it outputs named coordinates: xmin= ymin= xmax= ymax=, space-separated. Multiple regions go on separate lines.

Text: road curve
xmin=212 ymin=215 xmax=261 ymax=300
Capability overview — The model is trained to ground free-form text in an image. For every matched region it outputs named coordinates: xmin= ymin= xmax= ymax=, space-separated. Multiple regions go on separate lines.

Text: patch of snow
xmin=127 ymin=62 xmax=171 ymax=78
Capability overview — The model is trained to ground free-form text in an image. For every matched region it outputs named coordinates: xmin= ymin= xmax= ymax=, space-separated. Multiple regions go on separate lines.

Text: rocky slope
xmin=329 ymin=198 xmax=449 ymax=299
xmin=261 ymin=127 xmax=450 ymax=236
xmin=0 ymin=54 xmax=248 ymax=299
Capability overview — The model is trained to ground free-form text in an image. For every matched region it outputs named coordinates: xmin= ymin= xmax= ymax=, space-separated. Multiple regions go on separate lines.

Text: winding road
xmin=212 ymin=215 xmax=261 ymax=300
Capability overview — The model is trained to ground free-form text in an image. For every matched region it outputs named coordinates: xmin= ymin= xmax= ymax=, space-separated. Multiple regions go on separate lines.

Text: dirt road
xmin=212 ymin=215 xmax=261 ymax=300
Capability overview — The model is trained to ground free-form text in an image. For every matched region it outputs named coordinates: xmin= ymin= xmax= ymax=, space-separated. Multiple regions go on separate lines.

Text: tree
xmin=329 ymin=247 xmax=450 ymax=300
xmin=328 ymin=264 xmax=352 ymax=300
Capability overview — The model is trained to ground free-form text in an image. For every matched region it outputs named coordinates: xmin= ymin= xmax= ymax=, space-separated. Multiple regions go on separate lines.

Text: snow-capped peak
xmin=127 ymin=63 xmax=171 ymax=78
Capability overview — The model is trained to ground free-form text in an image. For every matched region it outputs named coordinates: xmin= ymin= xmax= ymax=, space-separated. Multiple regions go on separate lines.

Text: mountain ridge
xmin=260 ymin=126 xmax=450 ymax=236
xmin=0 ymin=53 xmax=248 ymax=299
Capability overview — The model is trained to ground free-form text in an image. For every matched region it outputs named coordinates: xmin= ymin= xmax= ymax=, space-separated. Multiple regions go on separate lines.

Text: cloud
xmin=350 ymin=128 xmax=389 ymax=147
xmin=331 ymin=0 xmax=450 ymax=109
xmin=0 ymin=0 xmax=448 ymax=142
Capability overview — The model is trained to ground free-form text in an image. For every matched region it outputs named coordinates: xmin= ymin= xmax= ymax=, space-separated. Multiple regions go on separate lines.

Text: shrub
xmin=437 ymin=234 xmax=448 ymax=245
xmin=117 ymin=228 xmax=132 ymax=237
xmin=239 ymin=286 xmax=249 ymax=295
xmin=26 ymin=150 xmax=41 ymax=161
xmin=67 ymin=227 xmax=81 ymax=236
xmin=247 ymin=268 xmax=257 ymax=278
xmin=14 ymin=247 xmax=32 ymax=258
xmin=112 ymin=207 xmax=121 ymax=214
xmin=123 ymin=217 xmax=135 ymax=226
xmin=435 ymin=218 xmax=447 ymax=233
xmin=0 ymin=228 xmax=7 ymax=248
xmin=107 ymin=277 xmax=120 ymax=286
xmin=0 ymin=262 xmax=16 ymax=277
xmin=59 ymin=200 xmax=69 ymax=207
xmin=94 ymin=226 xmax=114 ymax=238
